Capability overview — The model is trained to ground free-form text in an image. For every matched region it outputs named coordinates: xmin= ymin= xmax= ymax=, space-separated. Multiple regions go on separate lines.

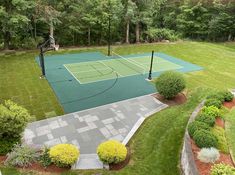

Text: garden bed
xmin=153 ymin=92 xmax=187 ymax=106
xmin=190 ymin=115 xmax=234 ymax=175
xmin=191 ymin=138 xmax=233 ymax=175
xmin=181 ymin=90 xmax=235 ymax=175
xmin=223 ymin=98 xmax=235 ymax=109
xmin=0 ymin=154 xmax=68 ymax=174
xmin=20 ymin=162 xmax=69 ymax=174
xmin=109 ymin=147 xmax=131 ymax=170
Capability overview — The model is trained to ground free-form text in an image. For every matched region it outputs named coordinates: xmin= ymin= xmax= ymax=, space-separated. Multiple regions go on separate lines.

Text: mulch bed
xmin=223 ymin=98 xmax=235 ymax=109
xmin=21 ymin=163 xmax=69 ymax=174
xmin=0 ymin=154 xmax=68 ymax=174
xmin=215 ymin=118 xmax=225 ymax=128
xmin=191 ymin=103 xmax=234 ymax=175
xmin=109 ymin=147 xmax=131 ymax=170
xmin=191 ymin=139 xmax=233 ymax=175
xmin=152 ymin=93 xmax=187 ymax=106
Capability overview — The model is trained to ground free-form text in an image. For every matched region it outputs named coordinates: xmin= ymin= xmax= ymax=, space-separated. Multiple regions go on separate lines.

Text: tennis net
xmin=112 ymin=52 xmax=146 ymax=74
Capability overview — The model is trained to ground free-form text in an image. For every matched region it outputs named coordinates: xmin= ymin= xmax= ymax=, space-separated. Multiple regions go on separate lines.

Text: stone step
xmin=72 ymin=154 xmax=104 ymax=170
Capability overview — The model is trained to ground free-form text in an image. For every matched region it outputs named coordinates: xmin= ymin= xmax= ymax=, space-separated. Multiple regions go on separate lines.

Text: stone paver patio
xmin=23 ymin=94 xmax=168 ymax=169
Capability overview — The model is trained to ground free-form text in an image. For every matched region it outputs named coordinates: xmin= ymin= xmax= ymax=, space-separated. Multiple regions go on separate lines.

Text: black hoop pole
xmin=148 ymin=50 xmax=154 ymax=80
xmin=40 ymin=47 xmax=46 ymax=77
xmin=38 ymin=37 xmax=56 ymax=78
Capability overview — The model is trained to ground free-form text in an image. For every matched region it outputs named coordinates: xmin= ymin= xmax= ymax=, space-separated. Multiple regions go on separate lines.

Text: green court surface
xmin=40 ymin=52 xmax=202 ymax=113
xmin=64 ymin=55 xmax=182 ymax=84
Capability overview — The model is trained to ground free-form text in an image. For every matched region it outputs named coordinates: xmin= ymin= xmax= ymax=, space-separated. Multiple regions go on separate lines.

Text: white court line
xmin=99 ymin=61 xmax=125 ymax=77
xmin=64 ymin=64 xmax=82 ymax=84
xmin=63 ymin=55 xmax=182 ymax=84
xmin=71 ymin=67 xmax=110 ymax=74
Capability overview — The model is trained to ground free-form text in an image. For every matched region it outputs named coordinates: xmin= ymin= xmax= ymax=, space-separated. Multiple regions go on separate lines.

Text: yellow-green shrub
xmin=97 ymin=140 xmax=127 ymax=164
xmin=49 ymin=144 xmax=79 ymax=167
xmin=212 ymin=126 xmax=229 ymax=153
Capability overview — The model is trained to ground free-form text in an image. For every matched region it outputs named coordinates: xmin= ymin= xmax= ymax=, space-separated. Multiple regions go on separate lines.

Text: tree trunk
xmin=125 ymin=20 xmax=130 ymax=44
xmin=3 ymin=31 xmax=10 ymax=50
xmin=88 ymin=27 xmax=91 ymax=46
xmin=135 ymin=22 xmax=140 ymax=43
xmin=34 ymin=21 xmax=37 ymax=39
xmin=50 ymin=20 xmax=54 ymax=37
xmin=228 ymin=33 xmax=232 ymax=41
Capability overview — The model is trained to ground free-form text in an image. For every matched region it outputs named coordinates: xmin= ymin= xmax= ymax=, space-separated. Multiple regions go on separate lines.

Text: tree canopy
xmin=0 ymin=0 xmax=234 ymax=49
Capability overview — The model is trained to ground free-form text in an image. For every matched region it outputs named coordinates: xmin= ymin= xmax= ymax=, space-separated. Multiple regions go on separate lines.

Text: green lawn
xmin=0 ymin=52 xmax=64 ymax=120
xmin=1 ymin=41 xmax=235 ymax=174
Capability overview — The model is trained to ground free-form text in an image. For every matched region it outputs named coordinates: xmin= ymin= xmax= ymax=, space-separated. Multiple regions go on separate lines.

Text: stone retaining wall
xmin=181 ymin=101 xmax=204 ymax=175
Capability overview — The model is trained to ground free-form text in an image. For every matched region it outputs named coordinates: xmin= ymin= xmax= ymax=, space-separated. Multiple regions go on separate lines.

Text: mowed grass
xmin=1 ymin=42 xmax=235 ymax=175
xmin=0 ymin=52 xmax=64 ymax=120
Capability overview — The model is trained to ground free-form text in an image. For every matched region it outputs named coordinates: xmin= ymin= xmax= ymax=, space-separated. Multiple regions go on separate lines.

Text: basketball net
xmin=49 ymin=35 xmax=59 ymax=51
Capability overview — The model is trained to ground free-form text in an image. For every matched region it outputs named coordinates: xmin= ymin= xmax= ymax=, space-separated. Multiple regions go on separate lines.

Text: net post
xmin=148 ymin=50 xmax=154 ymax=80
xmin=108 ymin=14 xmax=111 ymax=56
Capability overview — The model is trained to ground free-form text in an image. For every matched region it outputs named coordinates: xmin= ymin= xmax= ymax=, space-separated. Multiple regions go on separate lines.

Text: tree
xmin=123 ymin=0 xmax=137 ymax=43
xmin=0 ymin=0 xmax=35 ymax=49
xmin=33 ymin=0 xmax=60 ymax=38
xmin=208 ymin=0 xmax=235 ymax=41
xmin=177 ymin=1 xmax=211 ymax=39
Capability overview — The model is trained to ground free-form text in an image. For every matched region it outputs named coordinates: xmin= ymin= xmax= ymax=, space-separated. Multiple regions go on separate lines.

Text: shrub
xmin=49 ymin=144 xmax=79 ymax=167
xmin=0 ymin=100 xmax=31 ymax=139
xmin=193 ymin=130 xmax=218 ymax=148
xmin=205 ymin=98 xmax=222 ymax=109
xmin=39 ymin=147 xmax=52 ymax=167
xmin=207 ymin=92 xmax=225 ymax=102
xmin=0 ymin=138 xmax=20 ymax=155
xmin=97 ymin=140 xmax=127 ymax=164
xmin=188 ymin=121 xmax=210 ymax=138
xmin=210 ymin=163 xmax=235 ymax=175
xmin=201 ymin=106 xmax=220 ymax=118
xmin=155 ymin=71 xmax=186 ymax=99
xmin=197 ymin=147 xmax=220 ymax=163
xmin=195 ymin=114 xmax=216 ymax=127
xmin=145 ymin=28 xmax=179 ymax=42
xmin=207 ymin=90 xmax=234 ymax=103
xmin=222 ymin=91 xmax=234 ymax=102
xmin=212 ymin=126 xmax=229 ymax=153
xmin=4 ymin=144 xmax=40 ymax=167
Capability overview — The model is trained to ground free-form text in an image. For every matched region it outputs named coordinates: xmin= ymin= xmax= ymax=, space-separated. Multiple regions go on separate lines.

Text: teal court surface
xmin=39 ymin=52 xmax=202 ymax=113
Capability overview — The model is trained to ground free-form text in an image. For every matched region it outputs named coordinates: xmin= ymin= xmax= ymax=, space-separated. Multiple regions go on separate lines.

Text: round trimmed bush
xmin=187 ymin=121 xmax=210 ymax=138
xmin=155 ymin=71 xmax=186 ymax=99
xmin=97 ymin=140 xmax=127 ymax=164
xmin=195 ymin=114 xmax=216 ymax=127
xmin=49 ymin=144 xmax=79 ymax=167
xmin=0 ymin=100 xmax=31 ymax=139
xmin=193 ymin=130 xmax=218 ymax=148
xmin=222 ymin=91 xmax=234 ymax=102
xmin=210 ymin=163 xmax=235 ymax=175
xmin=204 ymin=98 xmax=222 ymax=109
xmin=201 ymin=106 xmax=220 ymax=118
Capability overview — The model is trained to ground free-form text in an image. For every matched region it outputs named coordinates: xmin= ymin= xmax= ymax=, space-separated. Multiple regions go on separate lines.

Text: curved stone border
xmin=180 ymin=101 xmax=205 ymax=175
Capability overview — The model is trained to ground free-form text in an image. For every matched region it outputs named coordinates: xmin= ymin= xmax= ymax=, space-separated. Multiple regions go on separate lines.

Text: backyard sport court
xmin=40 ymin=51 xmax=202 ymax=113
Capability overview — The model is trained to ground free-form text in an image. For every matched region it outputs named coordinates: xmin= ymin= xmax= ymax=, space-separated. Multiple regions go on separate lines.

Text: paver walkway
xmin=23 ymin=94 xmax=167 ymax=169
